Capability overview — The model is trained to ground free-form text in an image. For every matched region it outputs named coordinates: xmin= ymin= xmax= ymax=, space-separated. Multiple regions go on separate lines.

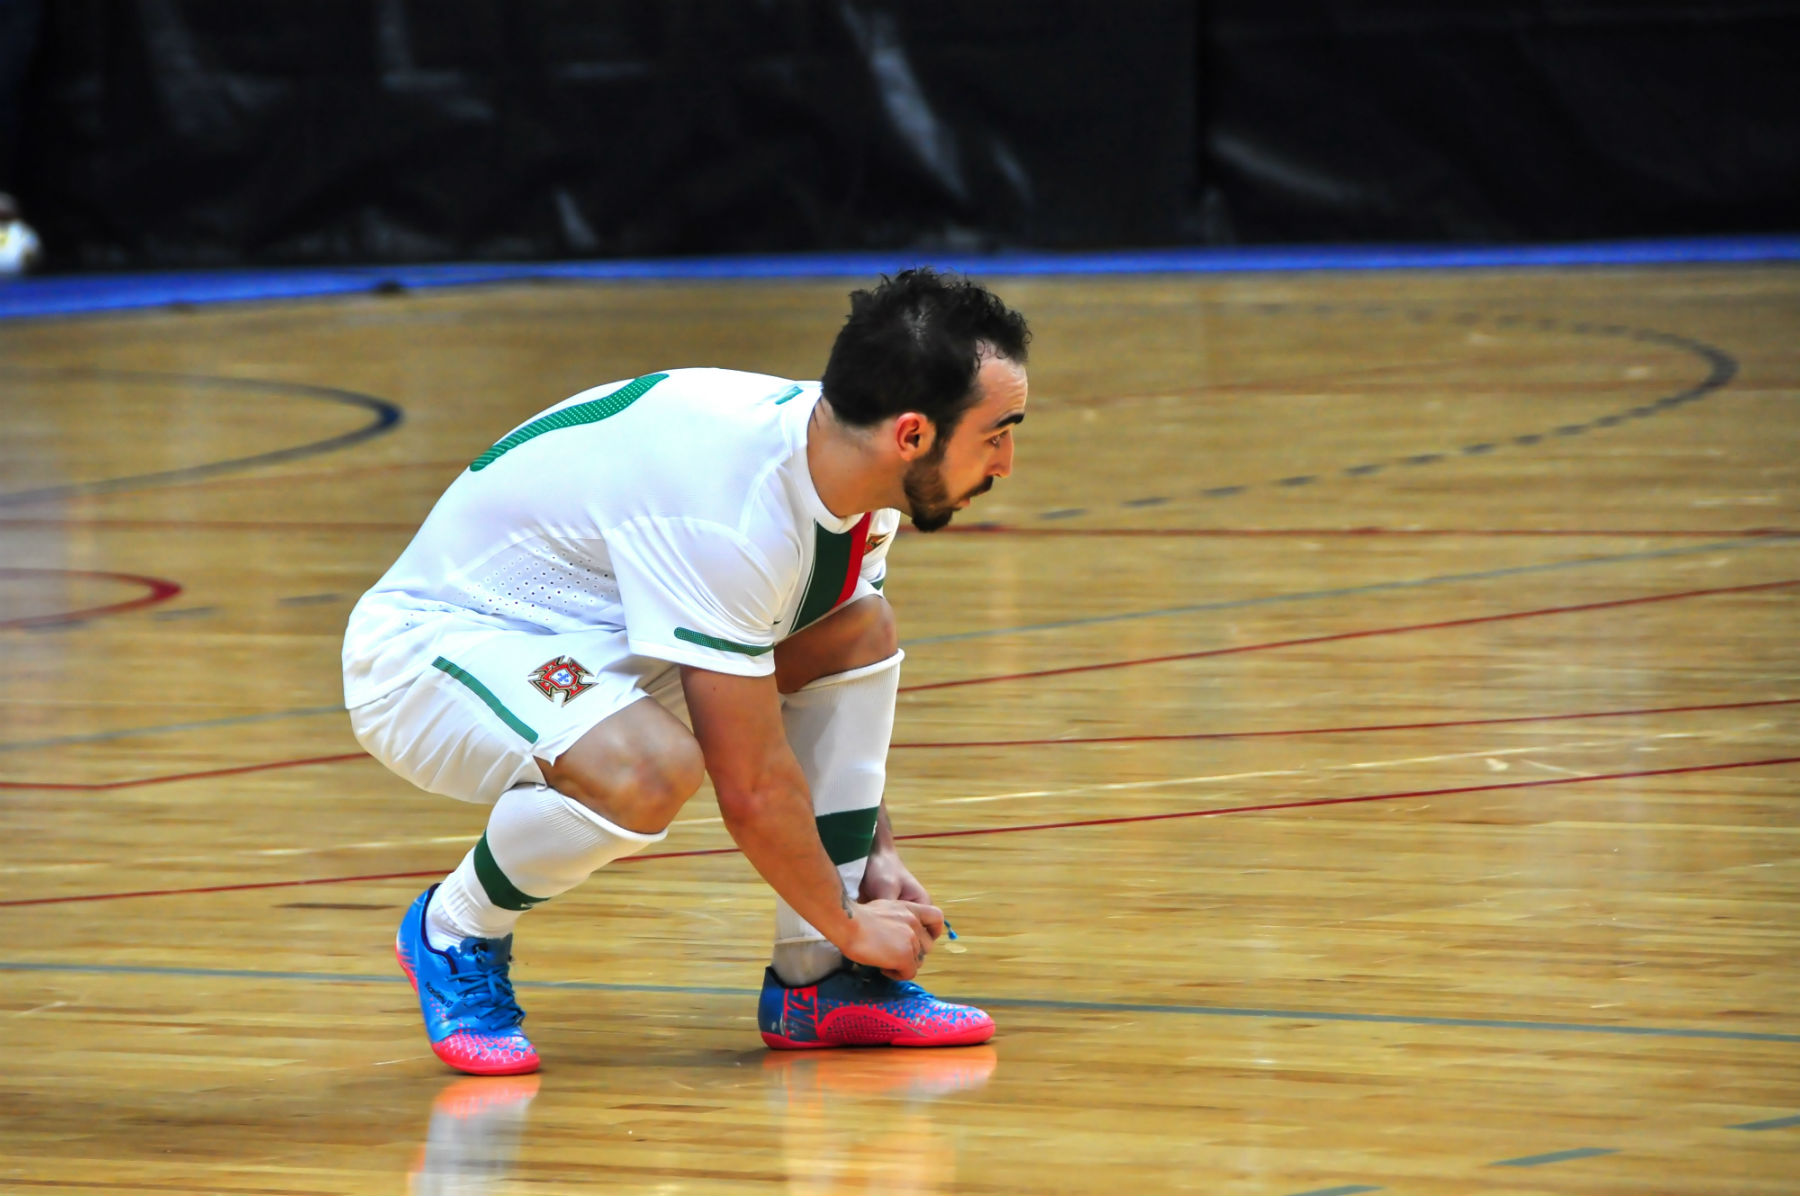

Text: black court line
xmin=0 ymin=367 xmax=403 ymax=508
xmin=1074 ymin=310 xmax=1738 ymax=518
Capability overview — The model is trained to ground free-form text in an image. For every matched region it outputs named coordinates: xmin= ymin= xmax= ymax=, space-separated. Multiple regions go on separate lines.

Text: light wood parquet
xmin=1 ymin=264 xmax=1797 ymax=1194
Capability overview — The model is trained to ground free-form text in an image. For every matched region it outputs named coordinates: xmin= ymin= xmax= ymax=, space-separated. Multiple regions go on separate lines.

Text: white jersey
xmin=343 ymin=369 xmax=899 ymax=708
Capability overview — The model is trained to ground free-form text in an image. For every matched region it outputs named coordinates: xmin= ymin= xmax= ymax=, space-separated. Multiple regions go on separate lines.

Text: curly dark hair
xmin=820 ymin=268 xmax=1031 ymax=435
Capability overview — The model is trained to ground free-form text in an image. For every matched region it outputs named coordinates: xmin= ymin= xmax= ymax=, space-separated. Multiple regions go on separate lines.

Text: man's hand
xmin=859 ymin=845 xmax=932 ymax=905
xmin=843 ymin=897 xmax=945 ymax=980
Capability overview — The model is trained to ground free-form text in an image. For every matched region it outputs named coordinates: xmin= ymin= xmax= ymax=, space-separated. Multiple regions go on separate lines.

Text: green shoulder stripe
xmin=470 ymin=373 xmax=669 ymax=472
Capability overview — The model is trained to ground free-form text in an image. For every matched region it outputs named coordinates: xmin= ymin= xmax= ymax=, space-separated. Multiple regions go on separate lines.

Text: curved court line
xmin=0 ymin=958 xmax=1793 ymax=1045
xmin=903 ymin=533 xmax=1799 ymax=646
xmin=902 ymin=577 xmax=1800 ymax=692
xmin=1049 ymin=312 xmax=1740 ymax=518
xmin=0 ymin=368 xmax=403 ymax=508
xmin=0 ymin=568 xmax=183 ymax=630
xmin=3 ymin=755 xmax=1794 ymax=907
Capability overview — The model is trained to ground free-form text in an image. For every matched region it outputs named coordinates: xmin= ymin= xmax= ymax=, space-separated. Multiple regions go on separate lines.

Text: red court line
xmin=901 ymin=578 xmax=1800 ymax=694
xmin=5 ymin=697 xmax=1792 ymax=793
xmin=4 ymin=755 xmax=1794 ymax=909
xmin=0 ymin=518 xmax=420 ymax=533
xmin=890 ymin=756 xmax=1800 ymax=844
xmin=892 ymin=696 xmax=1800 ymax=749
xmin=0 ymin=568 xmax=183 ymax=630
xmin=936 ymin=525 xmax=1798 ymax=539
xmin=5 ymin=519 xmax=1794 ymax=539
xmin=0 ymin=752 xmax=368 ymax=792
xmin=4 ymin=583 xmax=1796 ymax=791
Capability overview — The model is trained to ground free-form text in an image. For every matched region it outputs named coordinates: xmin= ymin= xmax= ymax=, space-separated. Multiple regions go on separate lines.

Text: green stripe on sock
xmin=673 ymin=627 xmax=773 ymax=656
xmin=815 ymin=807 xmax=879 ymax=866
xmin=473 ymin=834 xmax=548 ymax=912
xmin=431 ymin=656 xmax=538 ymax=743
xmin=469 ymin=373 xmax=668 ymax=471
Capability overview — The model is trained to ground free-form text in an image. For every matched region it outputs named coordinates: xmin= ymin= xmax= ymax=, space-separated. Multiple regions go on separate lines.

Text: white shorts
xmin=349 ymin=624 xmax=690 ymax=804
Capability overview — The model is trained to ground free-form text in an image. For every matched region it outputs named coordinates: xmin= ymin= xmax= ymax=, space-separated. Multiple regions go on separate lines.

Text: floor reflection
xmin=762 ymin=1047 xmax=998 ymax=1195
xmin=408 ymin=1074 xmax=541 ymax=1196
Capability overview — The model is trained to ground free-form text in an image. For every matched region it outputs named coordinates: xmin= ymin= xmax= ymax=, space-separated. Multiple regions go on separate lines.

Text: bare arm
xmin=679 ymin=666 xmax=942 ymax=976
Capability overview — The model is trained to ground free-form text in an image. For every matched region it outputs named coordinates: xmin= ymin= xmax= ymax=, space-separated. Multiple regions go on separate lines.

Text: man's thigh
xmin=350 ymin=625 xmax=687 ymax=804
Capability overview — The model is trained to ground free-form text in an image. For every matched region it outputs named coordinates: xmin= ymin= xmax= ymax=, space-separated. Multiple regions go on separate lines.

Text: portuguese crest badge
xmin=528 ymin=656 xmax=595 ymax=704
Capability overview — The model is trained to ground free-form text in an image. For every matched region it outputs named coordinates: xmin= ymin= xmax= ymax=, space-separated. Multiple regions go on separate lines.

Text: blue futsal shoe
xmin=395 ymin=886 xmax=539 ymax=1075
xmin=759 ymin=964 xmax=995 ymax=1049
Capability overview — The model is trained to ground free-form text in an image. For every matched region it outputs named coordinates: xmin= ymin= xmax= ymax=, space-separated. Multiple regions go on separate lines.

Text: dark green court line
xmin=3 ymin=961 xmax=1795 ymax=1044
xmin=1492 ymin=1147 xmax=1618 ymax=1167
xmin=1730 ymin=1113 xmax=1800 ymax=1130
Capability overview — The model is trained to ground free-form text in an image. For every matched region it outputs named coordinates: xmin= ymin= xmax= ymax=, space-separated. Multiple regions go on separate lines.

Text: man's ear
xmin=893 ymin=412 xmax=936 ymax=462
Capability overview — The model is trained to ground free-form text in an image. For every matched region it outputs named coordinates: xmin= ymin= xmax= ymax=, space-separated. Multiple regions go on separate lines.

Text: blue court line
xmin=3 ymin=533 xmax=1791 ymax=754
xmin=1492 ymin=1147 xmax=1618 ymax=1167
xmin=1284 ymin=1187 xmax=1382 ymax=1196
xmin=4 ymin=961 xmax=1797 ymax=1044
xmin=1730 ymin=1113 xmax=1800 ymax=1130
xmin=902 ymin=533 xmax=1800 ymax=645
xmin=3 ymin=236 xmax=1797 ymax=321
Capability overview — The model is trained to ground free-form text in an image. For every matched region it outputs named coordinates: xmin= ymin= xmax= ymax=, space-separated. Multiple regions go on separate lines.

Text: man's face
xmin=904 ymin=353 xmax=1027 ymax=533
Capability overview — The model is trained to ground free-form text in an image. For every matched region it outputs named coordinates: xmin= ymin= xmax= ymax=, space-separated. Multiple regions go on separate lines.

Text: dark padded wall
xmin=1205 ymin=0 xmax=1800 ymax=243
xmin=12 ymin=0 xmax=1798 ymax=268
xmin=16 ymin=0 xmax=1196 ymax=267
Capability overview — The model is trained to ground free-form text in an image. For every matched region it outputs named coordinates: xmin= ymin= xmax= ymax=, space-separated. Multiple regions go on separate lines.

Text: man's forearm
xmin=715 ymin=775 xmax=859 ymax=949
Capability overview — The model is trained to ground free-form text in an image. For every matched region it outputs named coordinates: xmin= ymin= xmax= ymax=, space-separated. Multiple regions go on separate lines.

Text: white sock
xmin=770 ymin=650 xmax=901 ymax=985
xmin=427 ymin=782 xmax=667 ymax=950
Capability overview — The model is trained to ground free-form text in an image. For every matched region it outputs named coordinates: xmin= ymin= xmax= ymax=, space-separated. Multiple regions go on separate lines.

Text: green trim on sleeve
xmin=432 ymin=656 xmax=539 ymax=743
xmin=673 ymin=627 xmax=775 ymax=657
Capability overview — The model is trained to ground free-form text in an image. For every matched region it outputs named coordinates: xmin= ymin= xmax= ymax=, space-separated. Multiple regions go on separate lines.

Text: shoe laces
xmin=446 ymin=940 xmax=526 ymax=1031
xmin=843 ymin=963 xmax=929 ymax=1002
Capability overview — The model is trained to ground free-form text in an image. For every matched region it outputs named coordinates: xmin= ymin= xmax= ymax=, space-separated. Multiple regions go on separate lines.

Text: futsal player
xmin=342 ymin=268 xmax=1029 ymax=1074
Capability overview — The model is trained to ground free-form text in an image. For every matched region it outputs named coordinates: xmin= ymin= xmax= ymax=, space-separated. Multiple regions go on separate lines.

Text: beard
xmin=902 ymin=449 xmax=995 ymax=533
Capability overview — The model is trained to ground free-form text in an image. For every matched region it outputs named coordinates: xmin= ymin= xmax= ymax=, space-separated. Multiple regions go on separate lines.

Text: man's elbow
xmin=712 ymin=770 xmax=803 ymax=831
xmin=713 ymin=782 xmax=769 ymax=829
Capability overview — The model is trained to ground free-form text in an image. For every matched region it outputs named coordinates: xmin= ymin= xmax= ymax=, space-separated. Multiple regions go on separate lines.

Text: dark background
xmin=7 ymin=0 xmax=1798 ymax=270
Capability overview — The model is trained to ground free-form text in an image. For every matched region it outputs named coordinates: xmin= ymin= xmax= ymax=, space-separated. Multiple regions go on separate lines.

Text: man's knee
xmin=775 ymin=596 xmax=897 ymax=693
xmin=538 ymin=698 xmax=704 ymax=833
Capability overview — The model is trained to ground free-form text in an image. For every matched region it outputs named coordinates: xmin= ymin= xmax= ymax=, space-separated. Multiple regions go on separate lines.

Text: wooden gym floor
xmin=1 ymin=263 xmax=1796 ymax=1195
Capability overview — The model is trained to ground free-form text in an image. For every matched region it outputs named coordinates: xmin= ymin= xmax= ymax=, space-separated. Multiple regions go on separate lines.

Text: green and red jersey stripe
xmin=794 ymin=513 xmax=873 ymax=631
